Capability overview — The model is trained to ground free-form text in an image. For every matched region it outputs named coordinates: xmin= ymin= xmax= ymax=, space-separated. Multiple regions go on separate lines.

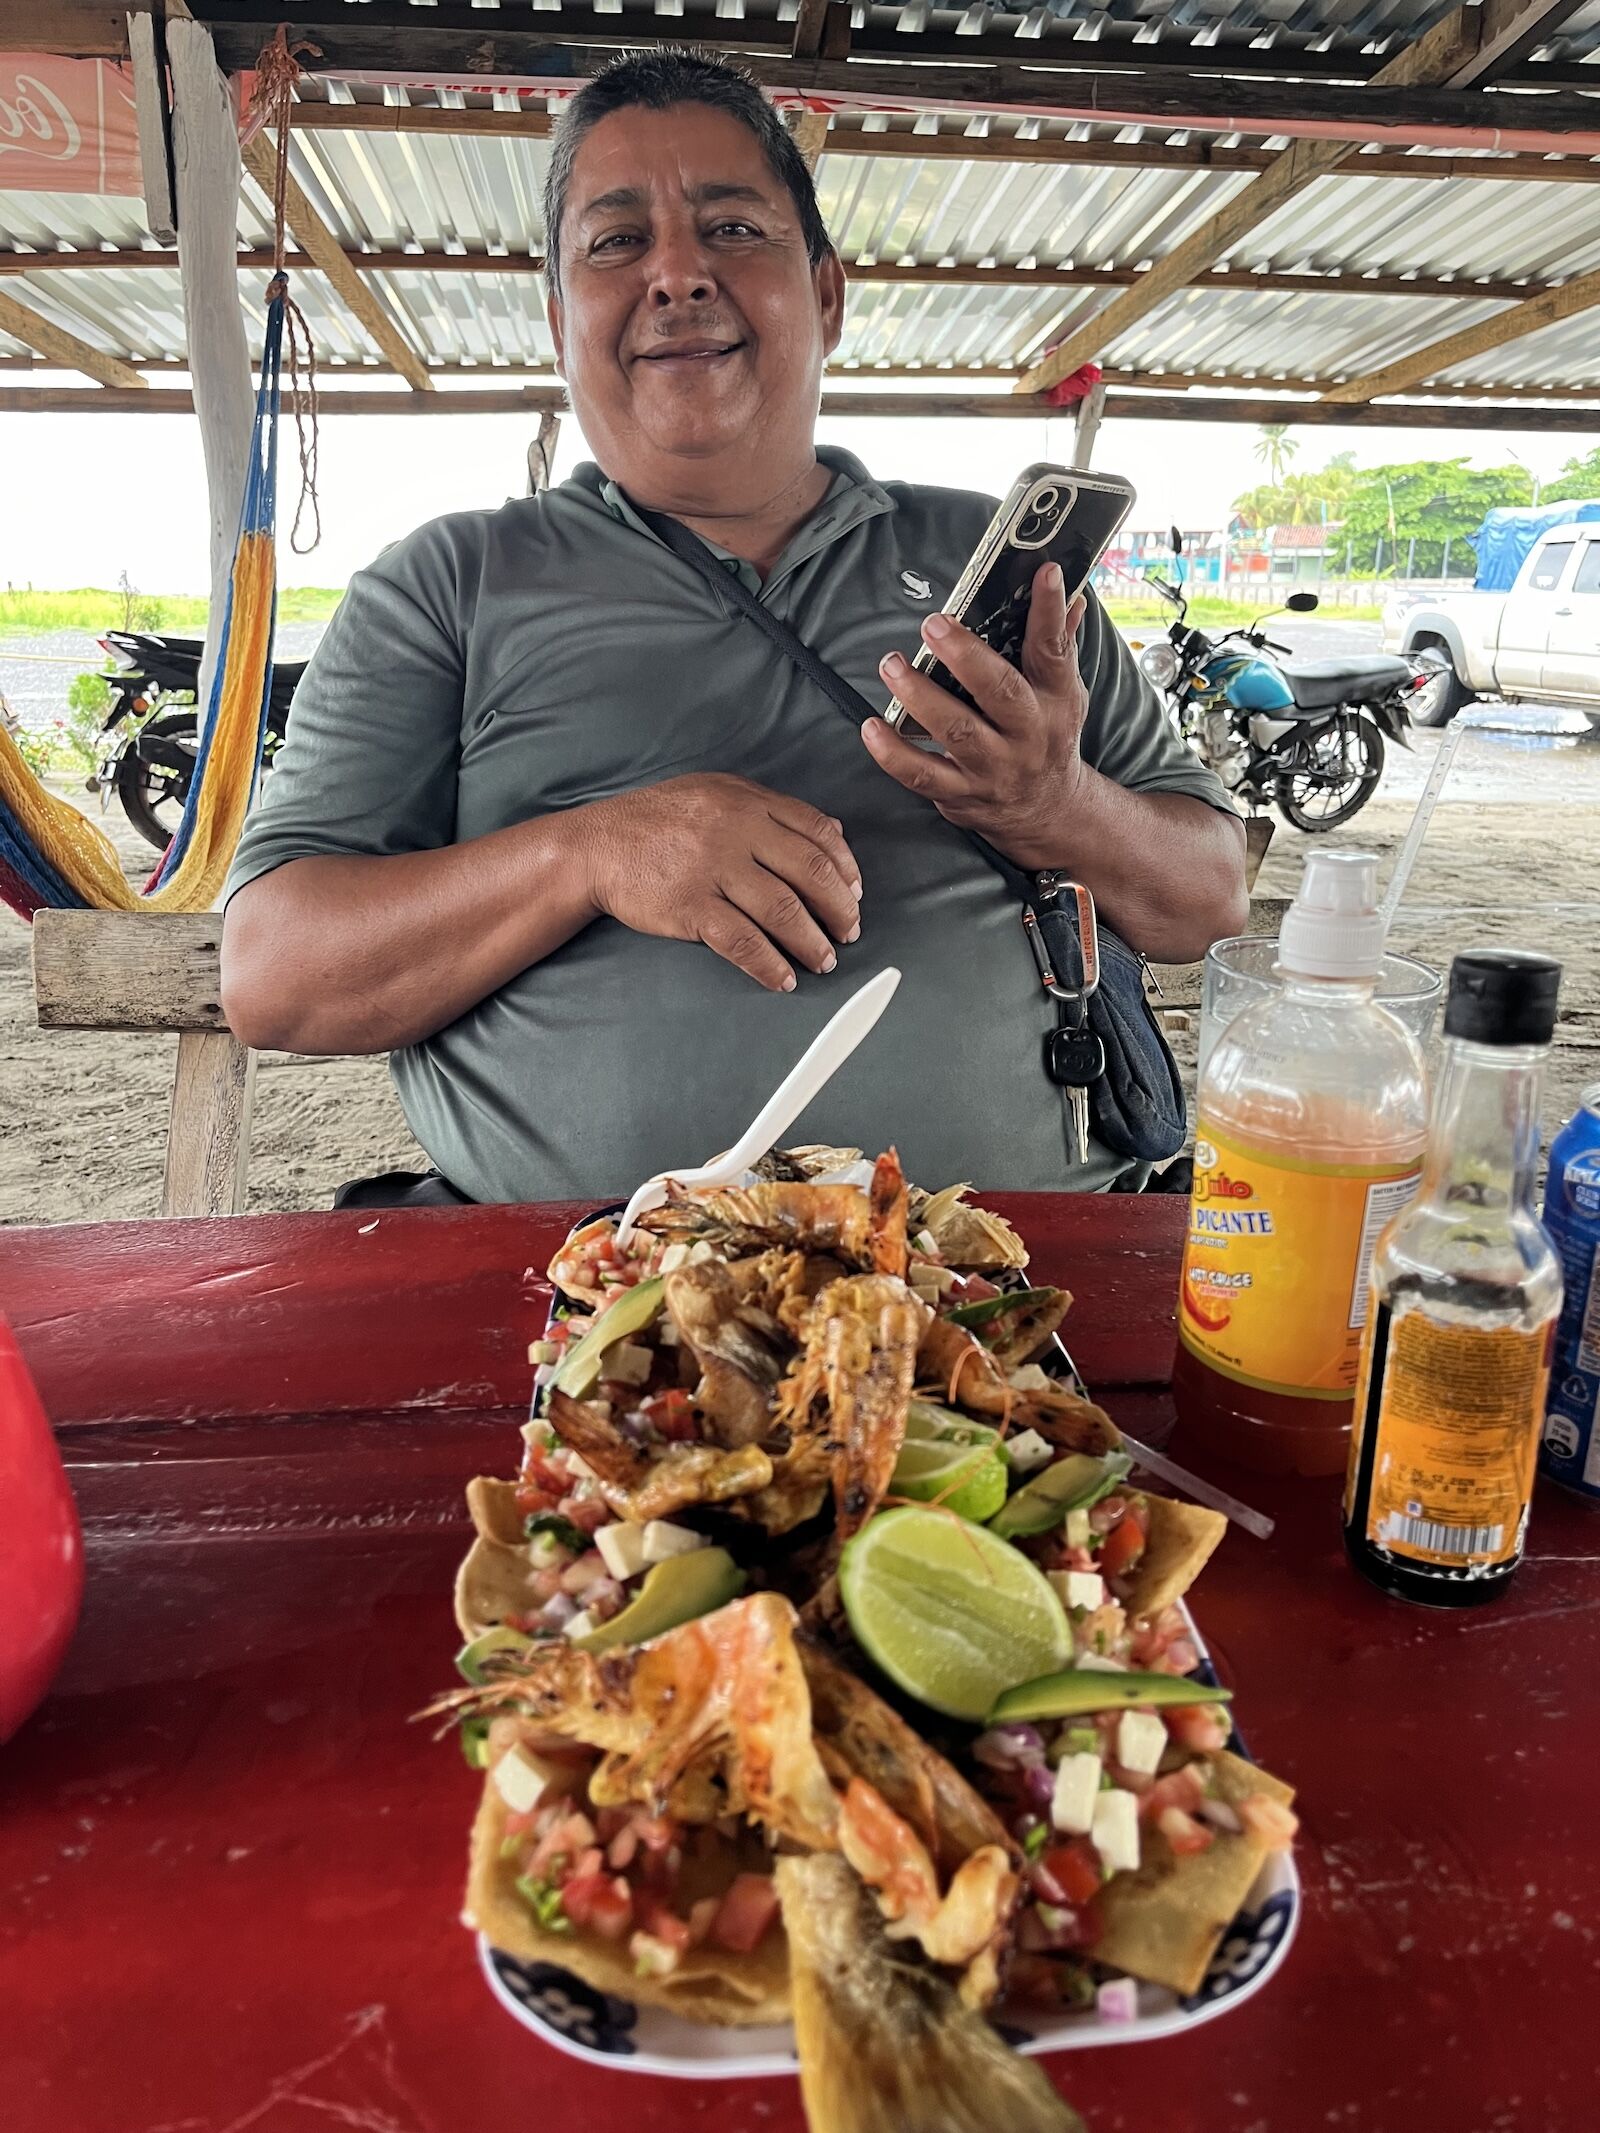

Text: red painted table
xmin=2 ymin=1198 xmax=1595 ymax=2133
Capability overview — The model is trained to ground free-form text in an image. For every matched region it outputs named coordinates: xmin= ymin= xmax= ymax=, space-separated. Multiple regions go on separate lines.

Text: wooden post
xmin=167 ymin=15 xmax=254 ymax=722
xmin=162 ymin=1031 xmax=257 ymax=1217
xmin=128 ymin=9 xmax=177 ymax=247
xmin=527 ymin=411 xmax=560 ymax=496
xmin=1073 ymin=380 xmax=1106 ymax=466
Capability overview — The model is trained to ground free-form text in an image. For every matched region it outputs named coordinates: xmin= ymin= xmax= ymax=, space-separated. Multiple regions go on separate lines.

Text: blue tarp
xmin=1472 ymin=501 xmax=1600 ymax=591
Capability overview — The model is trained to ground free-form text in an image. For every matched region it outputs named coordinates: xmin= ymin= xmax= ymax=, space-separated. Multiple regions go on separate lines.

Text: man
xmin=221 ymin=50 xmax=1246 ymax=1204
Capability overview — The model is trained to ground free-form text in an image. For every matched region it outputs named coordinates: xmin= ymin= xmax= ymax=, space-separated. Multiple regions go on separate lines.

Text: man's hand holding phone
xmin=864 ymin=560 xmax=1090 ymax=871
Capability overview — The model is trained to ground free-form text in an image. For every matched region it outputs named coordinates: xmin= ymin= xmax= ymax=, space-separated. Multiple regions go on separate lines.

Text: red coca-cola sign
xmin=0 ymin=56 xmax=141 ymax=197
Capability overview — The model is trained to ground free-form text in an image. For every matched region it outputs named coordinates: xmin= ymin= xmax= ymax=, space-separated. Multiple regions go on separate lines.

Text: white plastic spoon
xmin=614 ymin=965 xmax=903 ymax=1246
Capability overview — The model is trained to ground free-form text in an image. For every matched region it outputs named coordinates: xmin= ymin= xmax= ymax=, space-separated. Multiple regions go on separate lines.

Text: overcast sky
xmin=0 ymin=389 xmax=1585 ymax=594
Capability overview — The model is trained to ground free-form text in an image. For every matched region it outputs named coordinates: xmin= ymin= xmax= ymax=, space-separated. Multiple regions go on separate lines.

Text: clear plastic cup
xmin=1199 ymin=938 xmax=1443 ymax=1083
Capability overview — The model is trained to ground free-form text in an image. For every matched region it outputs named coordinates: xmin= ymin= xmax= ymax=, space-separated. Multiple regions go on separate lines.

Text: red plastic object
xmin=1041 ymin=360 xmax=1103 ymax=409
xmin=0 ymin=1311 xmax=83 ymax=1742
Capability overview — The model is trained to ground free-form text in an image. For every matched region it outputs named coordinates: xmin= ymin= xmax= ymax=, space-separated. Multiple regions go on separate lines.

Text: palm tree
xmin=1255 ymin=424 xmax=1298 ymax=487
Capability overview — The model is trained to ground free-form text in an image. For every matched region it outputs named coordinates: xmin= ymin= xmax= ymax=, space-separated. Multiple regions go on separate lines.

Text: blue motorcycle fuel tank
xmin=1201 ymin=648 xmax=1297 ymax=712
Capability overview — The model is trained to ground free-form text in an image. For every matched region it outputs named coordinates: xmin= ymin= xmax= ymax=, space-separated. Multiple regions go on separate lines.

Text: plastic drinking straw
xmin=1379 ymin=722 xmax=1466 ymax=930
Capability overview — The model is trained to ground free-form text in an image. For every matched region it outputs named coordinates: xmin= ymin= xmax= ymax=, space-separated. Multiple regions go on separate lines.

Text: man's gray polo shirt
xmin=227 ymin=448 xmax=1233 ymax=1202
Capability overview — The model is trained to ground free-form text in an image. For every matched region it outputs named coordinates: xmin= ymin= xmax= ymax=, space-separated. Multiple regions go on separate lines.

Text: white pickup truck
xmin=1382 ymin=520 xmax=1600 ymax=726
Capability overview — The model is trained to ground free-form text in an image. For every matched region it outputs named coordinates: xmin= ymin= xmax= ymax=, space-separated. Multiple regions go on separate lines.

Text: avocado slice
xmin=455 ymin=1624 xmax=534 ymax=1684
xmin=990 ymin=1668 xmax=1232 ymax=1726
xmin=570 ymin=1545 xmax=744 ymax=1655
xmin=552 ymin=1276 xmax=666 ymax=1401
xmin=945 ymin=1286 xmax=1061 ymax=1330
xmin=460 ymin=1716 xmax=492 ymax=1769
xmin=988 ymin=1450 xmax=1133 ymax=1540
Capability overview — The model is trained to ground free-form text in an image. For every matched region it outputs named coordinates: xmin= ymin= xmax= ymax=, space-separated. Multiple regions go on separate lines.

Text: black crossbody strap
xmin=635 ymin=504 xmax=1039 ymax=910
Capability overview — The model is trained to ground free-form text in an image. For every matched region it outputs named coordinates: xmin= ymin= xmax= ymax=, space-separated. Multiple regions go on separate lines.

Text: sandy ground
xmin=1 ymin=625 xmax=1596 ymax=1225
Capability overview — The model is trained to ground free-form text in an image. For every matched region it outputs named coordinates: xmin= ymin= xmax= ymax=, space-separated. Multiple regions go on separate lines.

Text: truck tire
xmin=1407 ymin=637 xmax=1473 ymax=728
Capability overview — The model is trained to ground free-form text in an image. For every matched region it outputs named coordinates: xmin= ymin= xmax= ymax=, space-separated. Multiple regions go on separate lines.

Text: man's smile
xmin=634 ymin=337 xmax=748 ymax=368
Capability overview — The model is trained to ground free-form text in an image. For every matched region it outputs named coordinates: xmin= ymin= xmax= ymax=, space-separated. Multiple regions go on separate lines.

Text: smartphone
xmin=884 ymin=464 xmax=1135 ymax=728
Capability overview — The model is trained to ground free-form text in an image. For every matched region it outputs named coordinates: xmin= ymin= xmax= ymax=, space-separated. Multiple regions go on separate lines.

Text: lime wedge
xmin=890 ymin=1436 xmax=1010 ymax=1523
xmin=839 ymin=1506 xmax=1072 ymax=1722
xmin=905 ymin=1399 xmax=1001 ymax=1451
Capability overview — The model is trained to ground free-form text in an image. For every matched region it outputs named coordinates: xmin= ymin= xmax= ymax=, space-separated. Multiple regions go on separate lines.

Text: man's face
xmin=548 ymin=103 xmax=845 ymax=503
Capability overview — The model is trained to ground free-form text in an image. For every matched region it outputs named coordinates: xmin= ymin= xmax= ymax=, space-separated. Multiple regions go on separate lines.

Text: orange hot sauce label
xmin=1357 ymin=1307 xmax=1551 ymax=1569
xmin=1178 ymin=1117 xmax=1422 ymax=1401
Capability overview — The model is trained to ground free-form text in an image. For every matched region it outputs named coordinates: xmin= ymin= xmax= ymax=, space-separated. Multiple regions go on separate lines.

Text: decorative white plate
xmin=479 ymin=1209 xmax=1300 ymax=2071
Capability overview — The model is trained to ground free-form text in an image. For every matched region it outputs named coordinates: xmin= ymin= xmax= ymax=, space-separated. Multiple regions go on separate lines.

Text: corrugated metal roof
xmin=4 ymin=80 xmax=1600 ymax=398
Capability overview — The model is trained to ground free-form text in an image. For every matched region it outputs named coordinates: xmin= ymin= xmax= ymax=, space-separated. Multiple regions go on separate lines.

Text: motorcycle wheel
xmin=115 ymin=709 xmax=198 ymax=852
xmin=1276 ymin=717 xmax=1385 ymax=833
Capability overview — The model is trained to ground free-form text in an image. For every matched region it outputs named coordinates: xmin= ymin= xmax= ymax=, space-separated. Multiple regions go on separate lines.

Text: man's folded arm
xmin=221 ymin=530 xmax=597 ymax=1056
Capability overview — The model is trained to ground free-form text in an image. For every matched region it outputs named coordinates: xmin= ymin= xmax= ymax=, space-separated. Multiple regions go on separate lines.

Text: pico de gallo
xmin=486 ymin=1729 xmax=781 ymax=1980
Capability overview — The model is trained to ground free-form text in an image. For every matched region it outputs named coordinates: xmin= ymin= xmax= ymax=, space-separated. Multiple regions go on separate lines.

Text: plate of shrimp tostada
xmin=428 ymin=1149 xmax=1299 ymax=2130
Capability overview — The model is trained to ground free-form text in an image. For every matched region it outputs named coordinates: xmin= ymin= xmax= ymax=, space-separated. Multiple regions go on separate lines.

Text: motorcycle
xmin=1137 ymin=532 xmax=1431 ymax=833
xmin=85 ymin=631 xmax=305 ymax=853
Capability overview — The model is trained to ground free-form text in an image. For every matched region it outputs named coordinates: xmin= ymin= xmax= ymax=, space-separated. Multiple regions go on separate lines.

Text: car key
xmin=1047 ymin=1016 xmax=1106 ymax=1166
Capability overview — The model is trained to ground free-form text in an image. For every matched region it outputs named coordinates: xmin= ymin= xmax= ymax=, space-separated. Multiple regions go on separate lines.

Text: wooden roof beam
xmin=239 ymin=132 xmax=433 ymax=392
xmin=284 ymin=100 xmax=1600 ymax=186
xmin=1016 ymin=0 xmax=1587 ymax=398
xmin=6 ymin=383 xmax=1600 ymax=430
xmin=0 ymin=247 xmax=1569 ymax=308
xmin=1322 ymin=261 xmax=1600 ymax=403
xmin=0 ymin=287 xmax=145 ymax=390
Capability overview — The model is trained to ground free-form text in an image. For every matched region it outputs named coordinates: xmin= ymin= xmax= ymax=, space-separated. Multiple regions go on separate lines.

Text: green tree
xmin=1255 ymin=424 xmax=1297 ymax=486
xmin=1544 ymin=445 xmax=1600 ymax=506
xmin=1339 ymin=458 xmax=1533 ymax=575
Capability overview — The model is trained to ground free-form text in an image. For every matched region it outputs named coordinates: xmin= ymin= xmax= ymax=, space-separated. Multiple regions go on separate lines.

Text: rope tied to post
xmin=246 ymin=29 xmax=321 ymax=554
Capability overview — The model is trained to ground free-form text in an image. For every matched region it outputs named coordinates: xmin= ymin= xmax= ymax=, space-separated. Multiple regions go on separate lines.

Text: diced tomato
xmin=1167 ymin=1704 xmax=1231 ymax=1754
xmin=951 ymin=1273 xmax=999 ymax=1301
xmin=558 ymin=1494 xmax=612 ymax=1536
xmin=642 ymin=1389 xmax=698 ymax=1442
xmin=635 ymin=1896 xmax=692 ymax=1953
xmin=514 ymin=1481 xmax=561 ymax=1519
xmin=711 ymin=1874 xmax=781 ymax=1955
xmin=1099 ymin=1504 xmax=1148 ymax=1580
xmin=530 ymin=1810 xmax=597 ymax=1880
xmin=1039 ymin=1839 xmax=1101 ymax=1909
xmin=1138 ymin=1763 xmax=1207 ymax=1827
xmin=1158 ymin=1806 xmax=1216 ymax=1857
xmin=503 ymin=1807 xmax=543 ymax=1840
xmin=1238 ymin=1794 xmax=1299 ymax=1850
xmin=561 ymin=1872 xmax=635 ymax=1940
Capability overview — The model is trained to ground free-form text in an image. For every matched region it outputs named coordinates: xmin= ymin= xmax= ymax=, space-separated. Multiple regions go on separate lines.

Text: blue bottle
xmin=1540 ymin=1084 xmax=1600 ymax=1503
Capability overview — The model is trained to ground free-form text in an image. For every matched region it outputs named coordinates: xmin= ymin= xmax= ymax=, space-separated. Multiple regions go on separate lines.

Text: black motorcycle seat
xmin=1279 ymin=655 xmax=1414 ymax=710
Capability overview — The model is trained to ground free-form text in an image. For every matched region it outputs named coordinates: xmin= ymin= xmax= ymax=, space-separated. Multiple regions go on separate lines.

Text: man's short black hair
xmin=543 ymin=48 xmax=833 ymax=300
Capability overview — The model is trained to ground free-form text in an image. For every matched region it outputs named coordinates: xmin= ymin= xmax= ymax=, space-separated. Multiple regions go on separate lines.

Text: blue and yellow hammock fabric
xmin=0 ymin=288 xmax=286 ymax=922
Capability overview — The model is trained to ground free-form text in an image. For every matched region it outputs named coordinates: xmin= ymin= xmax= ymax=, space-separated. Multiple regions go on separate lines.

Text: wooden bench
xmin=32 ymin=910 xmax=256 ymax=1219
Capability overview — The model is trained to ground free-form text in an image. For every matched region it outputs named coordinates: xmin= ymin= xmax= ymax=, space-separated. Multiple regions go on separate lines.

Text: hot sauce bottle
xmin=1344 ymin=952 xmax=1563 ymax=1607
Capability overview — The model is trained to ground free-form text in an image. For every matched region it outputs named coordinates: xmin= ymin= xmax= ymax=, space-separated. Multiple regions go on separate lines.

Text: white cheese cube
xmin=658 ymin=1243 xmax=692 ymax=1273
xmin=602 ymin=1340 xmax=653 ymax=1387
xmin=1064 ymin=1508 xmax=1091 ymax=1550
xmin=1005 ymin=1428 xmax=1053 ymax=1476
xmin=1006 ymin=1365 xmax=1055 ymax=1394
xmin=1091 ymin=1789 xmax=1141 ymax=1877
xmin=492 ymin=1745 xmax=558 ymax=1816
xmin=1074 ymin=1653 xmax=1127 ymax=1673
xmin=688 ymin=1241 xmax=718 ymax=1263
xmin=562 ymin=1607 xmax=598 ymax=1641
xmin=1049 ymin=1752 xmax=1102 ymax=1836
xmin=1116 ymin=1709 xmax=1168 ymax=1777
xmin=641 ymin=1519 xmax=708 ymax=1564
xmin=1049 ymin=1570 xmax=1105 ymax=1614
xmin=594 ymin=1522 xmax=649 ymax=1582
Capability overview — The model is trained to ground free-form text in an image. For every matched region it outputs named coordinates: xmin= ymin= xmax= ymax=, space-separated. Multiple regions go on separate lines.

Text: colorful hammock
xmin=0 ymin=287 xmax=285 ymax=923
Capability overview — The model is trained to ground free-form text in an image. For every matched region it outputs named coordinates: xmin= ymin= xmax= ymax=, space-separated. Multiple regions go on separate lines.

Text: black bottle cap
xmin=1443 ymin=951 xmax=1561 ymax=1047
